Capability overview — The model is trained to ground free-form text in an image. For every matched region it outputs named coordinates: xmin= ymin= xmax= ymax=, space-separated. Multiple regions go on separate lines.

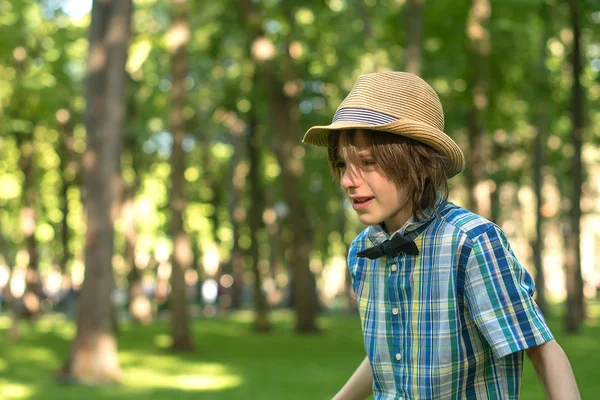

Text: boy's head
xmin=328 ymin=129 xmax=448 ymax=227
xmin=303 ymin=71 xmax=464 ymax=229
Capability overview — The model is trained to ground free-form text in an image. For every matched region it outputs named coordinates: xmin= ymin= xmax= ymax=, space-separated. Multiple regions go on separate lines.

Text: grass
xmin=0 ymin=306 xmax=598 ymax=400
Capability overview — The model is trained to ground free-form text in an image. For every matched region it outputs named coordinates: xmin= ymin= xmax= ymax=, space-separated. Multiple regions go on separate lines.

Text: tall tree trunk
xmin=16 ymin=133 xmax=41 ymax=319
xmin=247 ymin=113 xmax=271 ymax=332
xmin=58 ymin=115 xmax=75 ymax=274
xmin=465 ymin=0 xmax=491 ymax=218
xmin=9 ymin=133 xmax=41 ymax=342
xmin=56 ymin=113 xmax=78 ymax=319
xmin=405 ymin=0 xmax=424 ymax=75
xmin=60 ymin=0 xmax=132 ymax=384
xmin=564 ymin=0 xmax=585 ymax=332
xmin=167 ymin=0 xmax=194 ymax=351
xmin=264 ymin=193 xmax=284 ymax=307
xmin=227 ymin=144 xmax=246 ymax=310
xmin=263 ymin=78 xmax=318 ymax=333
xmin=532 ymin=119 xmax=547 ymax=315
xmin=122 ymin=160 xmax=151 ymax=324
xmin=239 ymin=0 xmax=319 ymax=333
xmin=529 ymin=3 xmax=553 ymax=316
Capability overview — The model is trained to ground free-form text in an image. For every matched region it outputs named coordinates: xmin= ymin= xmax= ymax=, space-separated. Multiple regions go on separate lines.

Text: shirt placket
xmin=387 ymin=254 xmax=406 ymax=400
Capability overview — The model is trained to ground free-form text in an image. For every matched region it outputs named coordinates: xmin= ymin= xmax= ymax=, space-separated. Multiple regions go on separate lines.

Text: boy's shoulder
xmin=435 ymin=201 xmax=499 ymax=242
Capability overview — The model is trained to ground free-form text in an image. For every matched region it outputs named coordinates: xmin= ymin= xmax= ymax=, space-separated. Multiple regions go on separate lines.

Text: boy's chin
xmin=357 ymin=214 xmax=381 ymax=226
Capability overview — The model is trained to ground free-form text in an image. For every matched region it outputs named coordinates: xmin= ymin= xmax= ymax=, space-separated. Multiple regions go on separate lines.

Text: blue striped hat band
xmin=332 ymin=108 xmax=397 ymax=126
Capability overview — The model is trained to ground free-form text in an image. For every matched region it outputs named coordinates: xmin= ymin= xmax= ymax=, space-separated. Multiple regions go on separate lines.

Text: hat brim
xmin=302 ymin=118 xmax=465 ymax=179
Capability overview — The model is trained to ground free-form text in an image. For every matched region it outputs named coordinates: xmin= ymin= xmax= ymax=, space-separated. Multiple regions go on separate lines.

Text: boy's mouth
xmin=351 ymin=196 xmax=374 ymax=209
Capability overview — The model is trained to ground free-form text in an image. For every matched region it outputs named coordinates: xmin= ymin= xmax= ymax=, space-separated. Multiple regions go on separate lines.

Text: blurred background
xmin=0 ymin=0 xmax=599 ymax=399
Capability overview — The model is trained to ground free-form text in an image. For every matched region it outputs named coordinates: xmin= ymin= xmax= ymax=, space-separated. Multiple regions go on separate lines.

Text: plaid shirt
xmin=348 ymin=201 xmax=553 ymax=400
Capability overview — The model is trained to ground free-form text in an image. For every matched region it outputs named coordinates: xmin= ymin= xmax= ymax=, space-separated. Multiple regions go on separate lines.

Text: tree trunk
xmin=9 ymin=132 xmax=41 ymax=342
xmin=465 ymin=0 xmax=491 ymax=218
xmin=122 ymin=168 xmax=151 ymax=325
xmin=57 ymin=114 xmax=78 ymax=318
xmin=264 ymin=80 xmax=319 ymax=333
xmin=265 ymin=194 xmax=284 ymax=307
xmin=532 ymin=118 xmax=547 ymax=315
xmin=222 ymin=124 xmax=246 ymax=310
xmin=564 ymin=0 xmax=585 ymax=332
xmin=247 ymin=113 xmax=271 ymax=332
xmin=239 ymin=0 xmax=319 ymax=333
xmin=529 ymin=3 xmax=553 ymax=316
xmin=167 ymin=0 xmax=194 ymax=351
xmin=405 ymin=0 xmax=424 ymax=75
xmin=60 ymin=0 xmax=132 ymax=384
xmin=58 ymin=116 xmax=75 ymax=274
xmin=227 ymin=148 xmax=246 ymax=310
xmin=16 ymin=133 xmax=42 ymax=319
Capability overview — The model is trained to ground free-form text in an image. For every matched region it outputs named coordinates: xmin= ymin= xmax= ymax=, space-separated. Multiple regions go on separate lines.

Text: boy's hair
xmin=327 ymin=129 xmax=449 ymax=221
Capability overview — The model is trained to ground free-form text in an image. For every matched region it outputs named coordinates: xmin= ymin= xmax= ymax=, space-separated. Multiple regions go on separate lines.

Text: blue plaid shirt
xmin=348 ymin=201 xmax=553 ymax=399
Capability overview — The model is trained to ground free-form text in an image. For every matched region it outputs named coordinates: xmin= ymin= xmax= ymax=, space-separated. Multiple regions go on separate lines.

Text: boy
xmin=302 ymin=72 xmax=580 ymax=399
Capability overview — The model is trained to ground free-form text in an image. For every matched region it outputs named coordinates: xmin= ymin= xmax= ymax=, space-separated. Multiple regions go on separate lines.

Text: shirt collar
xmin=367 ymin=197 xmax=445 ymax=246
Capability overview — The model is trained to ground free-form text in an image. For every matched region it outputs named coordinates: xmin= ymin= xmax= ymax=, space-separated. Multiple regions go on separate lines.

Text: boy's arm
xmin=332 ymin=356 xmax=373 ymax=400
xmin=525 ymin=339 xmax=581 ymax=400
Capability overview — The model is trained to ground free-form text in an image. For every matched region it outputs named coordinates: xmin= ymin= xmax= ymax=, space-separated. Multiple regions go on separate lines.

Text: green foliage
xmin=0 ymin=0 xmax=598 ymax=310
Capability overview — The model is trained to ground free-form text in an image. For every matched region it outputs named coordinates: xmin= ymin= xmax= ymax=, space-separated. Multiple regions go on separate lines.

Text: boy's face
xmin=336 ymin=130 xmax=412 ymax=234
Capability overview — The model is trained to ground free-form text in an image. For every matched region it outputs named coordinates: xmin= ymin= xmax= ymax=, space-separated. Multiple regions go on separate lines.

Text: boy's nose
xmin=341 ymin=165 xmax=362 ymax=189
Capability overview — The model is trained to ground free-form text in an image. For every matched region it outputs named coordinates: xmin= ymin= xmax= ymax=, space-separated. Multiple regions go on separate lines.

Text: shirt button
xmin=395 ymin=353 xmax=402 ymax=361
xmin=392 ymin=307 xmax=399 ymax=315
xmin=391 ymin=265 xmax=397 ymax=272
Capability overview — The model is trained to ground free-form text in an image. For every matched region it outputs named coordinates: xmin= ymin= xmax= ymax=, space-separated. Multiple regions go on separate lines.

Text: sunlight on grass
xmin=0 ymin=315 xmax=11 ymax=329
xmin=176 ymin=374 xmax=242 ymax=391
xmin=13 ymin=346 xmax=57 ymax=364
xmin=119 ymin=353 xmax=185 ymax=369
xmin=0 ymin=382 xmax=33 ymax=399
xmin=587 ymin=302 xmax=600 ymax=319
xmin=36 ymin=315 xmax=76 ymax=338
xmin=124 ymin=363 xmax=243 ymax=391
xmin=119 ymin=346 xmax=244 ymax=393
xmin=229 ymin=309 xmax=295 ymax=324
xmin=153 ymin=333 xmax=172 ymax=348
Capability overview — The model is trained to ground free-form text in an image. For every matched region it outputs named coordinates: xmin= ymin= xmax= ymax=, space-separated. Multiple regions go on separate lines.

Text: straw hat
xmin=302 ymin=71 xmax=465 ymax=178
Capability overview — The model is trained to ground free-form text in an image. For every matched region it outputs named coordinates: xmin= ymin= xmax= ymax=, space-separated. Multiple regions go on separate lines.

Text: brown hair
xmin=327 ymin=129 xmax=449 ymax=221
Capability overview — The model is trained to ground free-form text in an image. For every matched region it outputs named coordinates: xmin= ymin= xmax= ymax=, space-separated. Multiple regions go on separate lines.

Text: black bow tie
xmin=357 ymin=233 xmax=419 ymax=259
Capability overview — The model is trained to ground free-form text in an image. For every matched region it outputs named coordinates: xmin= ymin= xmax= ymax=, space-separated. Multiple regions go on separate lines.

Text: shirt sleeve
xmin=464 ymin=225 xmax=553 ymax=359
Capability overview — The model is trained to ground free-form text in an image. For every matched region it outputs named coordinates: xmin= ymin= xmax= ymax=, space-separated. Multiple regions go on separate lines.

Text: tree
xmin=239 ymin=0 xmax=319 ymax=332
xmin=167 ymin=0 xmax=195 ymax=351
xmin=465 ymin=0 xmax=491 ymax=218
xmin=247 ymin=112 xmax=271 ymax=332
xmin=564 ymin=0 xmax=585 ymax=332
xmin=529 ymin=2 xmax=554 ymax=316
xmin=59 ymin=0 xmax=133 ymax=384
xmin=405 ymin=0 xmax=424 ymax=75
xmin=16 ymin=130 xmax=41 ymax=321
xmin=121 ymin=138 xmax=152 ymax=324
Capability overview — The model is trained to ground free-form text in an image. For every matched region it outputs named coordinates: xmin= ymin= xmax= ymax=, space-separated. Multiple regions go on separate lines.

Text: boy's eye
xmin=361 ymin=159 xmax=376 ymax=167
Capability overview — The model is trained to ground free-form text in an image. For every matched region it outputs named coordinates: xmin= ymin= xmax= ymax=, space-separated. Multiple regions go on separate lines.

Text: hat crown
xmin=337 ymin=72 xmax=444 ymax=132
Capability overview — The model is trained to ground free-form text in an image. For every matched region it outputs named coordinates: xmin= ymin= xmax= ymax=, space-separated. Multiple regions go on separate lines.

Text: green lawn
xmin=0 ymin=307 xmax=598 ymax=400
